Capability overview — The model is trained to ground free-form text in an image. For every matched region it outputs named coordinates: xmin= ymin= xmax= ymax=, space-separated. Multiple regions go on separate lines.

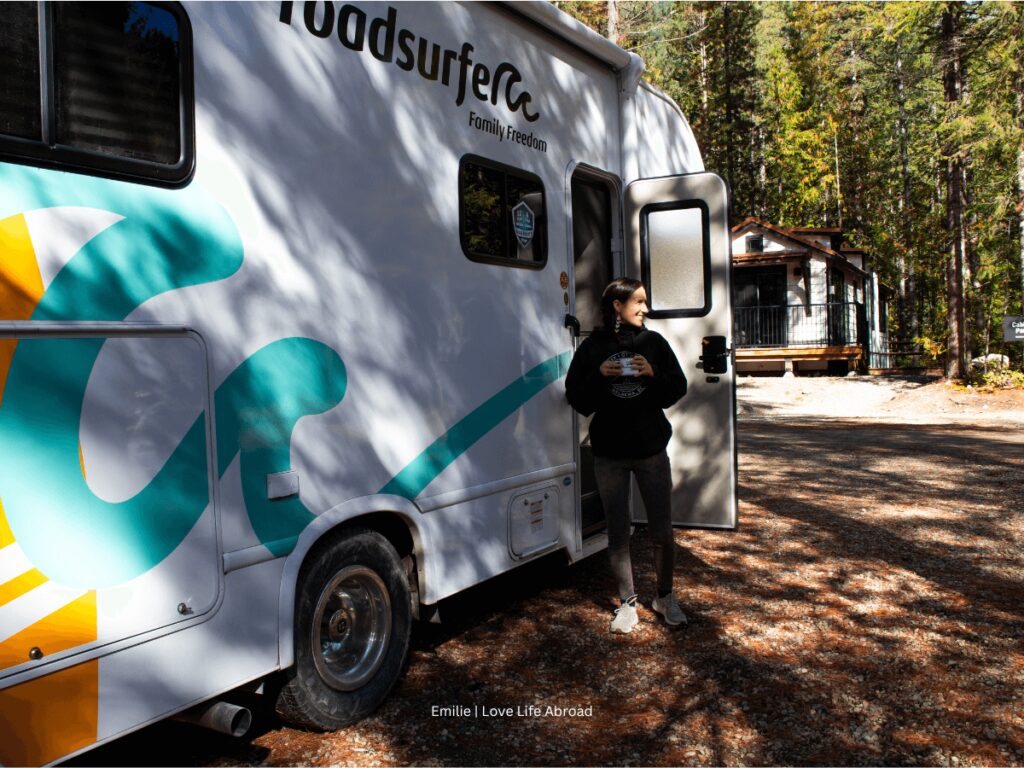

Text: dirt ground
xmin=737 ymin=373 xmax=1024 ymax=424
xmin=73 ymin=377 xmax=1024 ymax=767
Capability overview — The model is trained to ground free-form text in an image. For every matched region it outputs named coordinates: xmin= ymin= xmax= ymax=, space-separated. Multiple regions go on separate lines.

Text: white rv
xmin=0 ymin=2 xmax=736 ymax=763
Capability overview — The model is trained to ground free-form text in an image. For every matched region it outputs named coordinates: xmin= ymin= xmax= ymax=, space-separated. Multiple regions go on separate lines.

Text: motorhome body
xmin=0 ymin=1 xmax=736 ymax=763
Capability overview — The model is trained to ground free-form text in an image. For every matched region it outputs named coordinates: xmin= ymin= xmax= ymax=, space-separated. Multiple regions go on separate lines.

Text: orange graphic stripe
xmin=0 ymin=659 xmax=99 ymax=766
xmin=0 ymin=590 xmax=97 ymax=670
xmin=0 ymin=567 xmax=47 ymax=606
xmin=0 ymin=213 xmax=45 ymax=407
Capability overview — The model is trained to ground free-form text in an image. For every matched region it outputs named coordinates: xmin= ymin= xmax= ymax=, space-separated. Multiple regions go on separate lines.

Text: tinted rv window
xmin=54 ymin=3 xmax=182 ymax=164
xmin=0 ymin=2 xmax=192 ymax=186
xmin=460 ymin=157 xmax=546 ymax=268
xmin=0 ymin=4 xmax=42 ymax=141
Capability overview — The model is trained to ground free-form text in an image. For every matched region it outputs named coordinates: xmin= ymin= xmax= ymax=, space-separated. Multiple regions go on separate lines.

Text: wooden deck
xmin=735 ymin=345 xmax=863 ymax=363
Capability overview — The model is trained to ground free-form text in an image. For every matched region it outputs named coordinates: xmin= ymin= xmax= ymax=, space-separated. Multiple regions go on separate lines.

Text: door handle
xmin=564 ymin=314 xmax=580 ymax=338
xmin=699 ymin=335 xmax=729 ymax=374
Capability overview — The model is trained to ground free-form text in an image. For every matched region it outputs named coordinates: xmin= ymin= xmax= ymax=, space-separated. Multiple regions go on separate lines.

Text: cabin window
xmin=459 ymin=156 xmax=546 ymax=268
xmin=746 ymin=235 xmax=764 ymax=253
xmin=0 ymin=2 xmax=193 ymax=186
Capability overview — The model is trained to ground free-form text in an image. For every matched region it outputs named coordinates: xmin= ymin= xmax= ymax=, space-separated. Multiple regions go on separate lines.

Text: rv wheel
xmin=276 ymin=530 xmax=412 ymax=730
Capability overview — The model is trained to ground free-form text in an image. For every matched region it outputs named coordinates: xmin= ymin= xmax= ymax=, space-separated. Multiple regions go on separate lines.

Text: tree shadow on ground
xmin=72 ymin=419 xmax=1024 ymax=766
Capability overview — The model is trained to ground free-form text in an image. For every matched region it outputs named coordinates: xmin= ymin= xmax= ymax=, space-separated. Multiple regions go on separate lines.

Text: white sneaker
xmin=609 ymin=601 xmax=639 ymax=634
xmin=651 ymin=593 xmax=688 ymax=626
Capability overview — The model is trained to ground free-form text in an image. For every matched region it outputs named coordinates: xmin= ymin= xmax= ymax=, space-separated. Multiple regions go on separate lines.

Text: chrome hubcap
xmin=311 ymin=565 xmax=391 ymax=691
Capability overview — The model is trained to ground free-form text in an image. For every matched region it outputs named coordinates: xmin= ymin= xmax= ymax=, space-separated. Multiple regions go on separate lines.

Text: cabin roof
xmin=790 ymin=226 xmax=842 ymax=234
xmin=731 ymin=217 xmax=868 ymax=278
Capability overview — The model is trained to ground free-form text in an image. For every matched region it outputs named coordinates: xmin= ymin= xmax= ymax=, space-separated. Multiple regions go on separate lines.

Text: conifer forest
xmin=558 ymin=1 xmax=1024 ymax=378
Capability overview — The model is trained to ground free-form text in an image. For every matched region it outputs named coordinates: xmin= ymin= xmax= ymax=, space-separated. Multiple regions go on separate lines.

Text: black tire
xmin=275 ymin=529 xmax=411 ymax=730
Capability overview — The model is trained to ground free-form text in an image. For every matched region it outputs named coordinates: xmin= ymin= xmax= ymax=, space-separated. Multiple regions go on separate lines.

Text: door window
xmin=640 ymin=201 xmax=711 ymax=317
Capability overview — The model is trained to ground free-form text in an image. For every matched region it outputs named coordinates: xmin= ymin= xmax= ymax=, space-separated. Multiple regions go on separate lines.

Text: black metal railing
xmin=868 ymin=342 xmax=932 ymax=370
xmin=734 ymin=302 xmax=862 ymax=348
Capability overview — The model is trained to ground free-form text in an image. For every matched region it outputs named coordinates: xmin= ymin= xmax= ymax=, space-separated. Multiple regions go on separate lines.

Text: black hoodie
xmin=565 ymin=324 xmax=687 ymax=459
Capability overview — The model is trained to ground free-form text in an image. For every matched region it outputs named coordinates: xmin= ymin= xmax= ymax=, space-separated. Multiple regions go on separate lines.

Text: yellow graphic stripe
xmin=0 ymin=590 xmax=97 ymax=669
xmin=0 ymin=659 xmax=99 ymax=766
xmin=0 ymin=213 xmax=45 ymax=406
xmin=0 ymin=497 xmax=13 ymax=549
xmin=0 ymin=215 xmax=99 ymax=765
xmin=0 ymin=567 xmax=47 ymax=606
xmin=0 ymin=215 xmax=88 ymax=477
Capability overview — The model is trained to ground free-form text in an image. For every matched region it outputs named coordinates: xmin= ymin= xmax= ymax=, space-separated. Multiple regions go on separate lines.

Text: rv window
xmin=0 ymin=1 xmax=193 ymax=186
xmin=0 ymin=4 xmax=42 ymax=141
xmin=460 ymin=157 xmax=546 ymax=268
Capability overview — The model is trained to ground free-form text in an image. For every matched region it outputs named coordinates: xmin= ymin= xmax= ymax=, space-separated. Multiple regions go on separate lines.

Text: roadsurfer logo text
xmin=280 ymin=2 xmax=540 ymax=122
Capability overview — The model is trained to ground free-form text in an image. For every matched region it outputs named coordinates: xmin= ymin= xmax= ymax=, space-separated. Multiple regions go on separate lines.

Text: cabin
xmin=730 ymin=218 xmax=890 ymax=375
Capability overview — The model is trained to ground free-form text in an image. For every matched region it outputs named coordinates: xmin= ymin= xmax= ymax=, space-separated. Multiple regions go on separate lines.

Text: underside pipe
xmin=172 ymin=700 xmax=252 ymax=737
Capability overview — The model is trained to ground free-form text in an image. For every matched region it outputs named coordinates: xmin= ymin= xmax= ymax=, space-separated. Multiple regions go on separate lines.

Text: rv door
xmin=624 ymin=173 xmax=737 ymax=529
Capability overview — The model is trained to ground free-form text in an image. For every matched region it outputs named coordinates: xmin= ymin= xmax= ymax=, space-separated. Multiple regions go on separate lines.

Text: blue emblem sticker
xmin=512 ymin=201 xmax=535 ymax=248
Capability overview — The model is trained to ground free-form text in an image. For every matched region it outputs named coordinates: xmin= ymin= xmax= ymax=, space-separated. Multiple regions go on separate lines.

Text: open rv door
xmin=625 ymin=173 xmax=737 ymax=529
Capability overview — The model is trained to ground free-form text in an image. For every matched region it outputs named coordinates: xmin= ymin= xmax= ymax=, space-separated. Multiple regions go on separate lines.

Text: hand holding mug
xmin=599 ymin=359 xmax=623 ymax=377
xmin=631 ymin=354 xmax=653 ymax=377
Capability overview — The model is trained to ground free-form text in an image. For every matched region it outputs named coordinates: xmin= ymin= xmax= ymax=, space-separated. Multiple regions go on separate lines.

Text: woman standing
xmin=565 ymin=277 xmax=688 ymax=633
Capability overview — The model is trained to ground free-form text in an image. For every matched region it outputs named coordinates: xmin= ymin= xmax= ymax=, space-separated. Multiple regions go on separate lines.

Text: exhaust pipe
xmin=173 ymin=700 xmax=252 ymax=737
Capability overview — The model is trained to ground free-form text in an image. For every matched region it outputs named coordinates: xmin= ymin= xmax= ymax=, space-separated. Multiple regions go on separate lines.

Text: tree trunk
xmin=1016 ymin=22 xmax=1024 ymax=316
xmin=607 ymin=0 xmax=619 ymax=45
xmin=699 ymin=10 xmax=709 ymax=115
xmin=748 ymin=129 xmax=758 ymax=219
xmin=1017 ymin=93 xmax=1024 ymax=315
xmin=758 ymin=124 xmax=767 ymax=218
xmin=833 ymin=126 xmax=842 ymax=228
xmin=959 ymin=29 xmax=980 ymax=360
xmin=895 ymin=39 xmax=919 ymax=343
xmin=723 ymin=3 xmax=734 ymax=196
xmin=942 ymin=3 xmax=969 ymax=379
xmin=966 ymin=161 xmax=983 ymax=359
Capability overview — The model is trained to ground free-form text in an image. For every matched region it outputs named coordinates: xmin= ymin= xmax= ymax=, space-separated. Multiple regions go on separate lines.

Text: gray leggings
xmin=594 ymin=451 xmax=676 ymax=602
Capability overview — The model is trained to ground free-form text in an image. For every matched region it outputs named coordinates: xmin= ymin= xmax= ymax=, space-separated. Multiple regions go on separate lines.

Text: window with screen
xmin=460 ymin=156 xmax=546 ymax=268
xmin=640 ymin=201 xmax=712 ymax=318
xmin=0 ymin=2 xmax=192 ymax=185
xmin=0 ymin=5 xmax=42 ymax=142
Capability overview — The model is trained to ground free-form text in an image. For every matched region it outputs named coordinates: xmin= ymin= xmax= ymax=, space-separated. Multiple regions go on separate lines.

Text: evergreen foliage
xmin=555 ymin=0 xmax=1024 ymax=373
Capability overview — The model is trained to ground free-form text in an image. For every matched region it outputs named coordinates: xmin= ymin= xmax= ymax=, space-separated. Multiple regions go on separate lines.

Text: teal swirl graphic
xmin=213 ymin=338 xmax=346 ymax=556
xmin=0 ymin=166 xmax=345 ymax=588
xmin=379 ymin=352 xmax=570 ymax=499
xmin=0 ymin=166 xmax=570 ymax=590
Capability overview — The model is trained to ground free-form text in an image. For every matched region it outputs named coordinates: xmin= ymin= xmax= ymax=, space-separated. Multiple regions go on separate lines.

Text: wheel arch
xmin=277 ymin=495 xmax=427 ymax=670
